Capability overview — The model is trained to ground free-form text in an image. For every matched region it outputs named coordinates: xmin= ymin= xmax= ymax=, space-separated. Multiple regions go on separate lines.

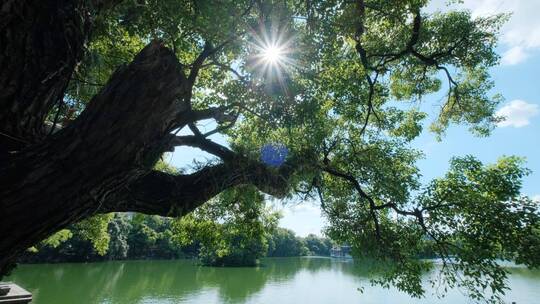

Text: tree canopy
xmin=1 ymin=0 xmax=539 ymax=303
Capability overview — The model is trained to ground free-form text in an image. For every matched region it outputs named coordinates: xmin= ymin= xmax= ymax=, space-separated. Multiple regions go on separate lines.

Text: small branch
xmin=203 ymin=114 xmax=239 ymax=137
xmin=321 ymin=164 xmax=382 ymax=240
xmin=171 ymin=135 xmax=236 ymax=161
xmin=186 ymin=0 xmax=255 ymax=88
xmin=187 ymin=42 xmax=215 ymax=86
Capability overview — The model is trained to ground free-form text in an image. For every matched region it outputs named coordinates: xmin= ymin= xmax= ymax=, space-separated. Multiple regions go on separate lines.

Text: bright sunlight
xmin=250 ymin=23 xmax=295 ymax=75
xmin=249 ymin=27 xmax=296 ymax=94
xmin=261 ymin=44 xmax=284 ymax=64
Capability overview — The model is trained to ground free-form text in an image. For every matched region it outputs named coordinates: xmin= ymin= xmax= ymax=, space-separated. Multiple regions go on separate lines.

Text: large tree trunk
xmin=0 ymin=40 xmax=191 ymax=276
xmin=0 ymin=0 xmax=98 ymax=275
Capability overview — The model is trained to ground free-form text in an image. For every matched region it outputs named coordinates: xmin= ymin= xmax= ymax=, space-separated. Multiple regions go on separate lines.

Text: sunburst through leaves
xmin=249 ymin=25 xmax=296 ymax=93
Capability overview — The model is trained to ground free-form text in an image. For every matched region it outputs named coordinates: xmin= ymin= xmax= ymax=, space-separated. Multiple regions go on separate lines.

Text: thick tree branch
xmin=104 ymin=159 xmax=294 ymax=216
xmin=169 ymin=106 xmax=236 ymax=131
xmin=188 ymin=42 xmax=215 ymax=86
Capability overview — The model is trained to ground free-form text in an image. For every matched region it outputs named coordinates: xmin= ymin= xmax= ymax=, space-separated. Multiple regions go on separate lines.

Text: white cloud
xmin=428 ymin=0 xmax=540 ymax=65
xmin=496 ymin=100 xmax=539 ymax=128
xmin=532 ymin=195 xmax=540 ymax=202
xmin=501 ymin=46 xmax=528 ymax=65
xmin=277 ymin=201 xmax=326 ymax=236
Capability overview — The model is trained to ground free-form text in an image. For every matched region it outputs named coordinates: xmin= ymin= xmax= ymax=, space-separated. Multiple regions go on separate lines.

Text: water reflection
xmin=6 ymin=257 xmax=540 ymax=304
xmin=5 ymin=258 xmax=350 ymax=303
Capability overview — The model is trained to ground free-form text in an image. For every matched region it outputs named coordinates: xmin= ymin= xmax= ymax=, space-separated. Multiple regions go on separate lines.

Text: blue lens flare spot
xmin=260 ymin=143 xmax=288 ymax=167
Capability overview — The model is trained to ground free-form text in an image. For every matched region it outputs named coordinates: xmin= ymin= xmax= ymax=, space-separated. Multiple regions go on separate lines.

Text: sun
xmin=251 ymin=37 xmax=294 ymax=76
xmin=248 ymin=26 xmax=296 ymax=94
xmin=261 ymin=44 xmax=284 ymax=64
xmin=249 ymin=26 xmax=294 ymax=71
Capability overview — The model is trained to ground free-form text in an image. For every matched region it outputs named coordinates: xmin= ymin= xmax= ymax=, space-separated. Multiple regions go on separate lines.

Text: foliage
xmin=266 ymin=228 xmax=309 ymax=257
xmin=27 ymin=213 xmax=185 ymax=262
xmin=29 ymin=215 xmax=114 ymax=257
xmin=40 ymin=230 xmax=73 ymax=249
xmin=31 ymin=203 xmax=332 ymax=264
xmin=107 ymin=214 xmax=132 ymax=260
xmin=304 ymin=234 xmax=334 ymax=256
xmin=325 ymin=156 xmax=539 ymax=302
xmin=74 ymin=214 xmax=114 ymax=256
xmin=173 ymin=186 xmax=280 ymax=266
xmin=127 ymin=213 xmax=183 ymax=259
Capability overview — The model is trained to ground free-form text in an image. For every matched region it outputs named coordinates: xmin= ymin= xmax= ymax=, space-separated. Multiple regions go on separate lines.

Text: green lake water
xmin=6 ymin=257 xmax=540 ymax=303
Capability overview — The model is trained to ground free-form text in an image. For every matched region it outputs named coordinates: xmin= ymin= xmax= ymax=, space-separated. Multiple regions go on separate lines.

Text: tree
xmin=22 ymin=214 xmax=113 ymax=263
xmin=173 ymin=186 xmax=280 ymax=266
xmin=138 ymin=215 xmax=186 ymax=258
xmin=106 ymin=214 xmax=131 ymax=260
xmin=0 ymin=0 xmax=292 ymax=275
xmin=24 ymin=211 xmax=190 ymax=262
xmin=304 ymin=234 xmax=333 ymax=256
xmin=0 ymin=1 xmax=538 ymax=302
xmin=266 ymin=228 xmax=309 ymax=257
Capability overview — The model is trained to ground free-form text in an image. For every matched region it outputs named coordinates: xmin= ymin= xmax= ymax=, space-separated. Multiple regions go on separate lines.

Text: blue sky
xmin=413 ymin=0 xmax=540 ymax=199
xmin=170 ymin=0 xmax=540 ymax=237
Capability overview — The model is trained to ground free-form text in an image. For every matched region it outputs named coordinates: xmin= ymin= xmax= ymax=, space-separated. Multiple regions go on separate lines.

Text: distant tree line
xmin=20 ymin=213 xmax=334 ymax=265
xmin=267 ymin=228 xmax=333 ymax=257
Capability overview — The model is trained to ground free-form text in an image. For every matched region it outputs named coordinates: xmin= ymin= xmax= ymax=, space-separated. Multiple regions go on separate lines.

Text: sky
xmin=170 ymin=0 xmax=540 ymax=237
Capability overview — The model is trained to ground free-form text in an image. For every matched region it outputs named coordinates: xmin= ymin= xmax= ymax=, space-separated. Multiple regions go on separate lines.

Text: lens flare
xmin=260 ymin=143 xmax=288 ymax=167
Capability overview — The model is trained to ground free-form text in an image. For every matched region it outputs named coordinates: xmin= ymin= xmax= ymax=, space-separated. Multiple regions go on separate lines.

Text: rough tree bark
xmin=0 ymin=1 xmax=292 ymax=276
xmin=0 ymin=0 xmax=114 ymax=150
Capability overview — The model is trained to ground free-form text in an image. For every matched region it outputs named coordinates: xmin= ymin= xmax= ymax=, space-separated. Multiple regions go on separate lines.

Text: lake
xmin=6 ymin=257 xmax=540 ymax=303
